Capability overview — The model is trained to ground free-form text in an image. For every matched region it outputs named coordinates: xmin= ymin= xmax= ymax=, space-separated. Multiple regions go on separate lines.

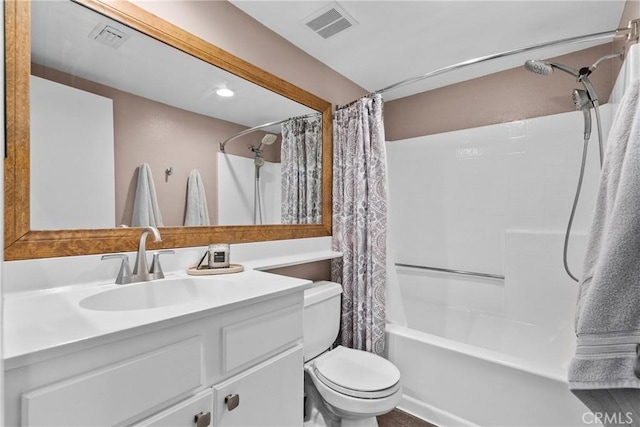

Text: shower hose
xmin=563 ymin=103 xmax=604 ymax=283
xmin=253 ymin=168 xmax=263 ymax=225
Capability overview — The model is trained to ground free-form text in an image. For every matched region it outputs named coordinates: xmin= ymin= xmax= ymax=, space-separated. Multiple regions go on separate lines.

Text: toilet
xmin=303 ymin=281 xmax=402 ymax=427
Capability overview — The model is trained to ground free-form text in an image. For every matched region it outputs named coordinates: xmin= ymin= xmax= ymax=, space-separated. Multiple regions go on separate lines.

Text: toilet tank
xmin=303 ymin=281 xmax=343 ymax=362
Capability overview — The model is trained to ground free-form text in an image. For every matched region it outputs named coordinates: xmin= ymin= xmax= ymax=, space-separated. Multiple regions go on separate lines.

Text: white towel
xmin=131 ymin=163 xmax=163 ymax=227
xmin=568 ymin=79 xmax=640 ymax=420
xmin=184 ymin=169 xmax=210 ymax=226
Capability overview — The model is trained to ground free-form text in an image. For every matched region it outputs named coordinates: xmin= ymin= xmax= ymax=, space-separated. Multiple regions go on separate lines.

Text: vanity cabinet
xmin=4 ymin=292 xmax=304 ymax=427
xmin=212 ymin=346 xmax=302 ymax=426
xmin=133 ymin=346 xmax=303 ymax=427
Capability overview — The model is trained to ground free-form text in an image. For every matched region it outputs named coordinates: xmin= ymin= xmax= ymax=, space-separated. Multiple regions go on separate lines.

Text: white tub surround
xmin=3 ymin=237 xmax=341 ymax=427
xmin=386 ymin=324 xmax=588 ymax=427
xmin=383 ymin=45 xmax=640 ymax=427
xmin=385 ymin=110 xmax=602 ymax=425
xmin=386 ymin=231 xmax=589 ymax=427
xmin=386 ymin=107 xmax=606 ymax=279
xmin=217 ymin=153 xmax=282 ymax=225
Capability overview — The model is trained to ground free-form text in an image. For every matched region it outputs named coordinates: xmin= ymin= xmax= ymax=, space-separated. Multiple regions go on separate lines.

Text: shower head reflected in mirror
xmin=249 ymin=133 xmax=277 ymax=153
xmin=249 ymin=133 xmax=277 ymax=172
xmin=260 ymin=133 xmax=277 ymax=147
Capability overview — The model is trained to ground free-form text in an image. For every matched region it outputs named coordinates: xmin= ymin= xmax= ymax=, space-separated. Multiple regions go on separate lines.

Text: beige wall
xmin=613 ymin=0 xmax=640 ymax=79
xmin=265 ymin=260 xmax=332 ymax=282
xmin=384 ymin=44 xmax=619 ymax=141
xmin=385 ymin=0 xmax=640 ymax=141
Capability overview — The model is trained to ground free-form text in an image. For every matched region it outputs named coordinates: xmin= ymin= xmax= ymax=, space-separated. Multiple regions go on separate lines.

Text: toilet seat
xmin=312 ymin=346 xmax=401 ymax=399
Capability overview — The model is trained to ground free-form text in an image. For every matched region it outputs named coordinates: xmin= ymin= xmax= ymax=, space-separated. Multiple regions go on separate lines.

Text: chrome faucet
xmin=133 ymin=226 xmax=162 ymax=281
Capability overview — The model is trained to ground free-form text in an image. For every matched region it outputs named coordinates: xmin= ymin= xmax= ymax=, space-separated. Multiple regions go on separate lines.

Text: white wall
xmin=30 ymin=76 xmax=115 ymax=229
xmin=217 ymin=153 xmax=281 ymax=225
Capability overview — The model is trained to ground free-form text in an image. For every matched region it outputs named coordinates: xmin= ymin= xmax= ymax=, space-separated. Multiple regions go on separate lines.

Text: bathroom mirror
xmin=4 ymin=0 xmax=333 ymax=260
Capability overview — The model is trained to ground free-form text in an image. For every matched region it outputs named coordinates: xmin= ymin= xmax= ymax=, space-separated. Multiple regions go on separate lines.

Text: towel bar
xmin=394 ymin=263 xmax=505 ymax=280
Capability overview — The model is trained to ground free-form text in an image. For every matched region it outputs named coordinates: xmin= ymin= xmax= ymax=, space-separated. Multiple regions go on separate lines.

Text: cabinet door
xmin=21 ymin=338 xmax=203 ymax=426
xmin=213 ymin=345 xmax=303 ymax=427
xmin=133 ymin=389 xmax=213 ymax=427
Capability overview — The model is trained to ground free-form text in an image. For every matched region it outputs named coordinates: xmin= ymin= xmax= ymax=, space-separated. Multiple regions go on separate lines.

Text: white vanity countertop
xmin=3 ymin=269 xmax=312 ymax=367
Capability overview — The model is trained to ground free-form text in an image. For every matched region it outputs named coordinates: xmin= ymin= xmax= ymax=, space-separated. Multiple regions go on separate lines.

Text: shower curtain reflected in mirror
xmin=280 ymin=116 xmax=323 ymax=224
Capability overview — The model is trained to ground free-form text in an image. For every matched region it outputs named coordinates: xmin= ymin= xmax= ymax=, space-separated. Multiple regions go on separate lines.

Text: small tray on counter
xmin=187 ymin=264 xmax=244 ymax=276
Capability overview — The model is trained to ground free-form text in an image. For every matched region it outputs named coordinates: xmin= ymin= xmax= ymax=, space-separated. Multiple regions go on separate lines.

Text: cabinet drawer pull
xmin=194 ymin=411 xmax=211 ymax=427
xmin=224 ymin=394 xmax=240 ymax=411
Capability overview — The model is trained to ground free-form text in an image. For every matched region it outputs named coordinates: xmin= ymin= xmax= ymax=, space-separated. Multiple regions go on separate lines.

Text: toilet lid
xmin=313 ymin=346 xmax=401 ymax=399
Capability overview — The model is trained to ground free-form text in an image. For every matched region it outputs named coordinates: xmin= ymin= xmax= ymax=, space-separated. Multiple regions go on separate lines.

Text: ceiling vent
xmin=304 ymin=3 xmax=357 ymax=39
xmin=89 ymin=23 xmax=130 ymax=49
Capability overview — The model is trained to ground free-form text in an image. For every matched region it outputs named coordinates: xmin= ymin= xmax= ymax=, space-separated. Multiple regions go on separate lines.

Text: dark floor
xmin=377 ymin=409 xmax=438 ymax=427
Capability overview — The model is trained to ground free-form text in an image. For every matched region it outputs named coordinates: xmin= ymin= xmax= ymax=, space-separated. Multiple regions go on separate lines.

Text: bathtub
xmin=385 ymin=266 xmax=593 ymax=427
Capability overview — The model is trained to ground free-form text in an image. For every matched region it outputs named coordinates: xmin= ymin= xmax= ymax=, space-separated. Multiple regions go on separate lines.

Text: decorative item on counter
xmin=208 ymin=243 xmax=230 ymax=268
xmin=187 ymin=244 xmax=244 ymax=276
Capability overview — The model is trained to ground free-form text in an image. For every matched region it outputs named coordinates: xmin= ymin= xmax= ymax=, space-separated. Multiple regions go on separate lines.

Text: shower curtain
xmin=332 ymin=94 xmax=388 ymax=355
xmin=281 ymin=116 xmax=323 ymax=224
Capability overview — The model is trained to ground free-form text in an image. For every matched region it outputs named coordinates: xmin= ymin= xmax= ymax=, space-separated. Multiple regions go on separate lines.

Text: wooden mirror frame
xmin=4 ymin=0 xmax=333 ymax=261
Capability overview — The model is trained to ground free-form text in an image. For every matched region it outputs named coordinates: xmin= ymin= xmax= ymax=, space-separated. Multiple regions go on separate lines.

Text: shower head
xmin=524 ymin=59 xmax=599 ymax=104
xmin=250 ymin=133 xmax=277 ymax=176
xmin=524 ymin=60 xmax=580 ymax=78
xmin=524 ymin=60 xmax=553 ymax=76
xmin=572 ymin=89 xmax=592 ymax=140
xmin=261 ymin=134 xmax=277 ymax=146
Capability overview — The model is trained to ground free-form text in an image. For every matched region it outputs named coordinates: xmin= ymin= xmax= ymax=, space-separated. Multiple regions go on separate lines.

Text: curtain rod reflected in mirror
xmin=219 ymin=112 xmax=322 ymax=152
xmin=4 ymin=0 xmax=333 ymax=261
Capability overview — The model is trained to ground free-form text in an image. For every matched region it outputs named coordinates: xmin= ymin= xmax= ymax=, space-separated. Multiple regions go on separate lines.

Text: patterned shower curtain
xmin=331 ymin=94 xmax=387 ymax=355
xmin=281 ymin=116 xmax=323 ymax=224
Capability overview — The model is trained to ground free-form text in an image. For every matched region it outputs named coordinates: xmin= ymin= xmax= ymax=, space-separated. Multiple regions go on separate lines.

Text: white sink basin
xmin=80 ymin=277 xmax=225 ymax=311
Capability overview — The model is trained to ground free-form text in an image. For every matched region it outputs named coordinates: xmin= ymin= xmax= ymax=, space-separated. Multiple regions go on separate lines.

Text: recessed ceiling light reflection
xmin=216 ymin=88 xmax=235 ymax=97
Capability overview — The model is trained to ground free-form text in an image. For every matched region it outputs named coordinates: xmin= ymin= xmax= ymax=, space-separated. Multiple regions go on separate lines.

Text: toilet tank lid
xmin=304 ymin=281 xmax=342 ymax=307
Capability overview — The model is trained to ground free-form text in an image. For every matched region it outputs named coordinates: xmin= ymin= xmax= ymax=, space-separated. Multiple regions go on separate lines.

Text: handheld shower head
xmin=572 ymin=89 xmax=592 ymax=140
xmin=572 ymin=88 xmax=590 ymax=110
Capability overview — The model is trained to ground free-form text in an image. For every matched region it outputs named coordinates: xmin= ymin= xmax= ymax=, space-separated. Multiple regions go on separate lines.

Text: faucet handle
xmin=150 ymin=250 xmax=175 ymax=279
xmin=101 ymin=254 xmax=133 ymax=285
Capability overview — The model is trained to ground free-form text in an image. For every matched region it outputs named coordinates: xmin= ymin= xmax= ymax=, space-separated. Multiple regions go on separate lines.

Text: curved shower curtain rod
xmin=337 ymin=19 xmax=640 ymax=109
xmin=219 ymin=112 xmax=321 ymax=152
